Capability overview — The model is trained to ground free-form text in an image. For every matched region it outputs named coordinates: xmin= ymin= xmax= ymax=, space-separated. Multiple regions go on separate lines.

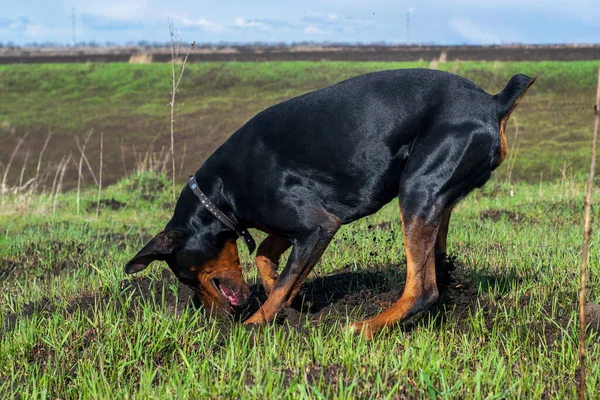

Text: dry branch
xmin=97 ymin=131 xmax=103 ymax=217
xmin=169 ymin=20 xmax=194 ymax=202
xmin=578 ymin=65 xmax=600 ymax=400
xmin=1 ymin=133 xmax=28 ymax=200
xmin=34 ymin=133 xmax=52 ymax=192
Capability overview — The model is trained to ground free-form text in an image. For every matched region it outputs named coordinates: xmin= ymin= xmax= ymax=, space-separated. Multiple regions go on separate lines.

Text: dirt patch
xmin=86 ymin=198 xmax=126 ymax=213
xmin=238 ymin=258 xmax=484 ymax=330
xmin=1 ymin=270 xmax=198 ymax=335
xmin=0 ymin=240 xmax=85 ymax=282
xmin=480 ymin=209 xmax=529 ymax=224
xmin=367 ymin=221 xmax=392 ymax=231
xmin=0 ymin=232 xmax=153 ymax=283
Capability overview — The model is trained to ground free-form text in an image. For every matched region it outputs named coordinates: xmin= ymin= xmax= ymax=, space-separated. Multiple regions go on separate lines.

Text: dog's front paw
xmin=243 ymin=310 xmax=270 ymax=325
xmin=347 ymin=320 xmax=375 ymax=340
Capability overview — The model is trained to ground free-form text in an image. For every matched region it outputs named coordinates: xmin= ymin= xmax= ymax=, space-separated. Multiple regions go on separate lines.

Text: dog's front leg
xmin=255 ymin=235 xmax=291 ymax=295
xmin=244 ymin=217 xmax=340 ymax=325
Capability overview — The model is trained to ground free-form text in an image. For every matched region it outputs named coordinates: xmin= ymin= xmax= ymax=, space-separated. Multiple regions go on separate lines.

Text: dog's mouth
xmin=212 ymin=278 xmax=243 ymax=308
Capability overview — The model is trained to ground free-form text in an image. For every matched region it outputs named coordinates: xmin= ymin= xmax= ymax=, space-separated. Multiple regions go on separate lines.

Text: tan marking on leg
xmin=255 ymin=235 xmax=291 ymax=295
xmin=245 ymin=250 xmax=326 ymax=325
xmin=349 ymin=208 xmax=439 ymax=339
xmin=245 ymin=213 xmax=341 ymax=325
xmin=435 ymin=206 xmax=453 ymax=257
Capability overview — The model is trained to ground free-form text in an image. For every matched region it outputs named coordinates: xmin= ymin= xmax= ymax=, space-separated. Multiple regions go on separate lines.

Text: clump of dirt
xmin=367 ymin=221 xmax=392 ymax=231
xmin=480 ymin=209 xmax=529 ymax=224
xmin=86 ymin=198 xmax=126 ymax=213
xmin=583 ymin=302 xmax=600 ymax=332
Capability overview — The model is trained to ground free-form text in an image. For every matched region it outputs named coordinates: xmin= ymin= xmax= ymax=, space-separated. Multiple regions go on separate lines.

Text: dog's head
xmin=124 ymin=229 xmax=250 ymax=315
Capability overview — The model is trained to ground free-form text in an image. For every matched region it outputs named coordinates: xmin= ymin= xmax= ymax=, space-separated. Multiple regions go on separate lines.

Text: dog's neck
xmin=167 ymin=168 xmax=238 ymax=248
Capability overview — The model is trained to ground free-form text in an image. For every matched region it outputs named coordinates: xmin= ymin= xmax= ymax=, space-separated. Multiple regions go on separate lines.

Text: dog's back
xmin=211 ymin=69 xmax=532 ymax=224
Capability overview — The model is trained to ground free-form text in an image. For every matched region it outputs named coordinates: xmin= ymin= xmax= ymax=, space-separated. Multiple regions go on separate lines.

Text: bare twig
xmin=579 ymin=66 xmax=600 ymax=400
xmin=34 ymin=133 xmax=52 ymax=192
xmin=75 ymin=131 xmax=98 ymax=186
xmin=53 ymin=154 xmax=71 ymax=214
xmin=76 ymin=132 xmax=93 ymax=214
xmin=18 ymin=150 xmax=31 ymax=189
xmin=1 ymin=133 xmax=28 ymax=201
xmin=120 ymin=138 xmax=128 ymax=177
xmin=169 ymin=20 xmax=194 ymax=202
xmin=97 ymin=132 xmax=104 ymax=217
xmin=505 ymin=117 xmax=520 ymax=195
xmin=179 ymin=142 xmax=187 ymax=174
xmin=49 ymin=155 xmax=66 ymax=202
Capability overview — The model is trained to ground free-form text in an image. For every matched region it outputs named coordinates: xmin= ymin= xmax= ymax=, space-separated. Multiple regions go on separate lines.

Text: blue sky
xmin=1 ymin=0 xmax=599 ymax=45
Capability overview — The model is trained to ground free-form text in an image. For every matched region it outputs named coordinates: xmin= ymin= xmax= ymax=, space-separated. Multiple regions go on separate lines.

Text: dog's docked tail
xmin=493 ymin=74 xmax=536 ymax=165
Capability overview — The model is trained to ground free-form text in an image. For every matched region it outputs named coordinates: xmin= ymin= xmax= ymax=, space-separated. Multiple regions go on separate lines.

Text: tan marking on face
xmin=194 ymin=240 xmax=246 ymax=312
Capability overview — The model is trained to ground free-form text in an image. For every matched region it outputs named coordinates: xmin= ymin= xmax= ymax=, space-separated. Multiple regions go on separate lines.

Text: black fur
xmin=126 ymin=68 xmax=534 ymax=309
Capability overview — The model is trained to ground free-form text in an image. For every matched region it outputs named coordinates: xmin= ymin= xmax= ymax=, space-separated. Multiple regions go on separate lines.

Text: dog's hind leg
xmin=244 ymin=211 xmax=341 ymax=325
xmin=435 ymin=206 xmax=453 ymax=258
xmin=349 ymin=200 xmax=442 ymax=339
xmin=255 ymin=235 xmax=292 ymax=295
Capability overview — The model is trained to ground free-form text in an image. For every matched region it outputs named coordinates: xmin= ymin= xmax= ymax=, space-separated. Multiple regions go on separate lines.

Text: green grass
xmin=1 ymin=60 xmax=599 ymax=397
xmin=1 ymin=172 xmax=599 ymax=398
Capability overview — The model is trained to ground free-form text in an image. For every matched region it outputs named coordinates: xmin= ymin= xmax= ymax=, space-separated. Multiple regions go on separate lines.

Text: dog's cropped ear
xmin=124 ymin=230 xmax=187 ymax=274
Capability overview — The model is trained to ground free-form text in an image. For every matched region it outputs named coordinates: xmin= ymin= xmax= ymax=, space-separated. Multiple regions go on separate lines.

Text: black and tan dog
xmin=125 ymin=69 xmax=534 ymax=338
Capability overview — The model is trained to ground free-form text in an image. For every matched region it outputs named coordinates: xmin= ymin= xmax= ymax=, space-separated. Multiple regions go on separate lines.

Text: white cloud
xmin=304 ymin=25 xmax=329 ymax=35
xmin=181 ymin=17 xmax=224 ymax=32
xmin=233 ymin=17 xmax=269 ymax=30
xmin=448 ymin=17 xmax=500 ymax=44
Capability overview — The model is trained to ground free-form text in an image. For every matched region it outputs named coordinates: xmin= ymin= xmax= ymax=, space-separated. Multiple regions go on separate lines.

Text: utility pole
xmin=406 ymin=9 xmax=410 ymax=45
xmin=72 ymin=7 xmax=76 ymax=46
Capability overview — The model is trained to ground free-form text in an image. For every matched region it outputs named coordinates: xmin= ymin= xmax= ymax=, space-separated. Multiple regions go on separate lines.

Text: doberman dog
xmin=125 ymin=69 xmax=535 ymax=339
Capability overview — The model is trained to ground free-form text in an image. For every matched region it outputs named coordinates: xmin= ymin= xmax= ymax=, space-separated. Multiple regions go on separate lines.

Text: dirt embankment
xmin=2 ymin=44 xmax=600 ymax=64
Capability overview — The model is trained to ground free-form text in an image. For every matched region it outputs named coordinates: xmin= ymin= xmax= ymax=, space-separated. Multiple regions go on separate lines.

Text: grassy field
xmin=1 ymin=61 xmax=599 ymax=187
xmin=0 ymin=173 xmax=599 ymax=398
xmin=1 ymin=60 xmax=600 ymax=397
